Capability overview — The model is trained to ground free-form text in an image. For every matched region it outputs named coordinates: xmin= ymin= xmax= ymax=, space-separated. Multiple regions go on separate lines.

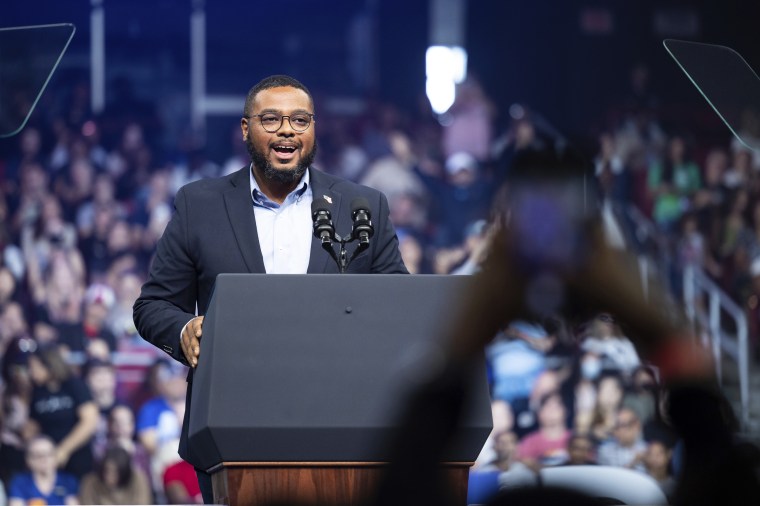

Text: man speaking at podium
xmin=133 ymin=74 xmax=407 ymax=502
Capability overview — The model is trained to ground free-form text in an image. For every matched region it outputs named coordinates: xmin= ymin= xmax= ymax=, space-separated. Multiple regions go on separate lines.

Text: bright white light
xmin=426 ymin=45 xmax=468 ymax=115
xmin=426 ymin=78 xmax=456 ymax=115
xmin=449 ymin=46 xmax=468 ymax=84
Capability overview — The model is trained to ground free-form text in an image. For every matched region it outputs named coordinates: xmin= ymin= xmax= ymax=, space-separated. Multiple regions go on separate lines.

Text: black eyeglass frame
xmin=245 ymin=113 xmax=315 ymax=133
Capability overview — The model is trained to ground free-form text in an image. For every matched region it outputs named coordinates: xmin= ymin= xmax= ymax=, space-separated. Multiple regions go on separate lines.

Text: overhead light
xmin=426 ymin=45 xmax=468 ymax=115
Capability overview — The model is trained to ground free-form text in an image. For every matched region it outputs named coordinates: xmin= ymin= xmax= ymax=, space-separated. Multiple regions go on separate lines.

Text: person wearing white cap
xmin=435 ymin=151 xmax=492 ymax=247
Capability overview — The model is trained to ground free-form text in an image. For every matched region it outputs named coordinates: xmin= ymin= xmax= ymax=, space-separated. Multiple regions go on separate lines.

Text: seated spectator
xmin=8 ymin=435 xmax=79 ymax=506
xmin=450 ymin=219 xmax=491 ymax=275
xmin=622 ymin=365 xmax=660 ymax=427
xmin=589 ymin=372 xmax=625 ymax=442
xmin=53 ymin=157 xmax=96 ymax=222
xmin=487 ymin=321 xmax=549 ymax=403
xmin=60 ymin=283 xmax=118 ymax=354
xmin=557 ymin=433 xmax=597 ymax=466
xmin=597 ymin=406 xmax=647 ymax=472
xmin=647 ymin=134 xmax=701 ymax=231
xmin=136 ymin=361 xmax=186 ymax=456
xmin=25 ymin=345 xmax=99 ymax=479
xmin=395 ymin=231 xmax=425 ymax=274
xmin=107 ymin=272 xmax=144 ymax=343
xmin=84 ymin=359 xmax=118 ymax=452
xmin=517 ymin=391 xmax=571 ymax=468
xmin=580 ymin=313 xmax=640 ymax=375
xmin=595 ymin=132 xmax=631 ymax=205
xmin=0 ymin=266 xmax=18 ymax=310
xmin=0 ymin=302 xmax=31 ymax=351
xmin=360 ymin=131 xmax=427 ymax=204
xmin=678 ymin=212 xmax=706 ymax=270
xmin=77 ymin=178 xmax=123 ymax=280
xmin=572 ymin=366 xmax=598 ymax=435
xmin=643 ymin=438 xmax=677 ymax=501
xmin=79 ymin=445 xmax=152 ymax=504
xmin=434 ymin=151 xmax=491 ymax=247
xmin=723 ymin=148 xmax=752 ymax=190
xmin=473 ymin=399 xmax=515 ymax=471
xmin=127 ymin=358 xmax=168 ymax=414
xmin=717 ymin=188 xmax=750 ymax=267
xmin=96 ymin=404 xmax=151 ymax=481
xmin=162 ymin=459 xmax=203 ymax=504
xmin=0 ymin=337 xmax=36 ymax=485
xmin=486 ymin=321 xmax=549 ymax=437
xmin=484 ymin=431 xmax=520 ymax=472
xmin=469 ymin=430 xmax=535 ymax=503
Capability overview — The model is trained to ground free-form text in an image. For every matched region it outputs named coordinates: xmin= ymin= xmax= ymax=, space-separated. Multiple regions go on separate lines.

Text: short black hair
xmin=243 ymin=75 xmax=313 ymax=117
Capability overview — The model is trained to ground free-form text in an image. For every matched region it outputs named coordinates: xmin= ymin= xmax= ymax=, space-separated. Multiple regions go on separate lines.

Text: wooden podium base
xmin=211 ymin=462 xmax=471 ymax=506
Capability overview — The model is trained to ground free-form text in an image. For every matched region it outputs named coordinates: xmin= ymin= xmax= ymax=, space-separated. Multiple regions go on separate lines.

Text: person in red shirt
xmin=162 ymin=459 xmax=202 ymax=504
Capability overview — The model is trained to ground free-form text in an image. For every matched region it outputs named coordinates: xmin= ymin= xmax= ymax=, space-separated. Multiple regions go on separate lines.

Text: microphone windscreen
xmin=312 ymin=197 xmax=330 ymax=215
xmin=350 ymin=197 xmax=371 ymax=214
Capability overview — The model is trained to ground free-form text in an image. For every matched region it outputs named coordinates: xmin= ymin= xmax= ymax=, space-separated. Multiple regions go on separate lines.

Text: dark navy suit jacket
xmin=133 ymin=166 xmax=407 ymax=466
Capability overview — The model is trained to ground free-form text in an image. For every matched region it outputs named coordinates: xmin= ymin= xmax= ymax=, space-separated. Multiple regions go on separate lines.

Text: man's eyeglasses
xmin=614 ymin=419 xmax=638 ymax=430
xmin=596 ymin=313 xmax=615 ymax=323
xmin=247 ymin=113 xmax=314 ymax=133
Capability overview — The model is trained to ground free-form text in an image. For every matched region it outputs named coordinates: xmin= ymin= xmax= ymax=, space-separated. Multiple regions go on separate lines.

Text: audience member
xmin=516 ymin=391 xmax=571 ymax=468
xmin=83 ymin=359 xmax=119 ymax=452
xmin=648 ymin=134 xmax=701 ymax=231
xmin=135 ymin=361 xmax=186 ymax=456
xmin=433 ymin=151 xmax=491 ymax=246
xmin=595 ymin=132 xmax=632 ymax=205
xmin=589 ymin=372 xmax=625 ymax=442
xmin=96 ymin=404 xmax=151 ymax=481
xmin=597 ymin=406 xmax=647 ymax=472
xmin=622 ymin=365 xmax=660 ymax=427
xmin=26 ymin=346 xmax=98 ymax=479
xmin=0 ymin=302 xmax=31 ymax=346
xmin=79 ymin=445 xmax=152 ymax=504
xmin=57 ymin=283 xmax=118 ymax=355
xmin=0 ymin=337 xmax=36 ymax=485
xmin=643 ymin=438 xmax=676 ymax=501
xmin=486 ymin=321 xmax=548 ymax=437
xmin=558 ymin=433 xmax=597 ymax=466
xmin=162 ymin=459 xmax=203 ymax=504
xmin=468 ymin=430 xmax=536 ymax=504
xmin=579 ymin=313 xmax=641 ymax=376
xmin=8 ymin=435 xmax=79 ymax=506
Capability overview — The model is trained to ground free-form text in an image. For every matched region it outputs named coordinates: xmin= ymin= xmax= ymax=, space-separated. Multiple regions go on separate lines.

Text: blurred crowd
xmin=0 ymin=60 xmax=758 ymax=504
xmin=469 ymin=314 xmax=679 ymax=503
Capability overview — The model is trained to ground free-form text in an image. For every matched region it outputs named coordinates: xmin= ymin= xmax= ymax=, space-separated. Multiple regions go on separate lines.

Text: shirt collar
xmin=250 ymin=163 xmax=310 ymax=209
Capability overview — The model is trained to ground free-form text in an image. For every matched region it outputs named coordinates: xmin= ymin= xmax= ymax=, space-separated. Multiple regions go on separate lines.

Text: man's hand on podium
xmin=181 ymin=315 xmax=204 ymax=367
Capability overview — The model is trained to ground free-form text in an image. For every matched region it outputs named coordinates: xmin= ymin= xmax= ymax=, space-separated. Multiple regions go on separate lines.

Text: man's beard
xmin=246 ymin=136 xmax=317 ymax=184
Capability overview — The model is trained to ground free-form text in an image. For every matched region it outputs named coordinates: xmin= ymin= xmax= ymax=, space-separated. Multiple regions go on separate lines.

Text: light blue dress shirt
xmin=249 ymin=166 xmax=313 ymax=274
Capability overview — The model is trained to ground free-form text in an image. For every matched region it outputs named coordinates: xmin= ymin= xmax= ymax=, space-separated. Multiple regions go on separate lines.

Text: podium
xmin=188 ymin=274 xmax=492 ymax=505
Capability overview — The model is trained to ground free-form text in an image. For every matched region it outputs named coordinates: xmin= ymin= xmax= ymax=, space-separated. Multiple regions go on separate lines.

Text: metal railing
xmin=683 ymin=266 xmax=751 ymax=426
xmin=625 ymin=204 xmax=752 ymax=427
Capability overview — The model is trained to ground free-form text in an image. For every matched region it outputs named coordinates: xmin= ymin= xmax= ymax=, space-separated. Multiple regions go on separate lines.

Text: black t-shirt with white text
xmin=31 ymin=377 xmax=94 ymax=478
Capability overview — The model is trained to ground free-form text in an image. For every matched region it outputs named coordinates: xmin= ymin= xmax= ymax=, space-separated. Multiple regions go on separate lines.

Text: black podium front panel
xmin=189 ymin=274 xmax=492 ymax=470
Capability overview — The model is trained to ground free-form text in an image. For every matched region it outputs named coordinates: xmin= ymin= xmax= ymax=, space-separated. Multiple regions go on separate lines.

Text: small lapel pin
xmin=324 ymin=195 xmax=333 ymax=204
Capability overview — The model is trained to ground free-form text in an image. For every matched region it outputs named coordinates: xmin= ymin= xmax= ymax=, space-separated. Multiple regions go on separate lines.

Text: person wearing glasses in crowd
xmin=133 ymin=74 xmax=407 ymax=503
xmin=8 ymin=435 xmax=79 ymax=506
xmin=597 ymin=406 xmax=647 ymax=472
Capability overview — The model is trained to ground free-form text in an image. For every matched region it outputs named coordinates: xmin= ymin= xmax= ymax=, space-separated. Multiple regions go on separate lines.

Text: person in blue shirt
xmin=8 ymin=435 xmax=78 ymax=506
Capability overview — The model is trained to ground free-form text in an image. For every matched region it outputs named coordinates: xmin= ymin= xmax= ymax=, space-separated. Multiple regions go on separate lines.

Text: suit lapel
xmin=307 ymin=169 xmax=343 ymax=273
xmin=223 ymin=167 xmax=266 ymax=273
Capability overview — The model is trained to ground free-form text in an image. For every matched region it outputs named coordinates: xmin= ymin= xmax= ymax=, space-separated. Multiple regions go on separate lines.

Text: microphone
xmin=350 ymin=197 xmax=374 ymax=245
xmin=311 ymin=198 xmax=335 ymax=244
